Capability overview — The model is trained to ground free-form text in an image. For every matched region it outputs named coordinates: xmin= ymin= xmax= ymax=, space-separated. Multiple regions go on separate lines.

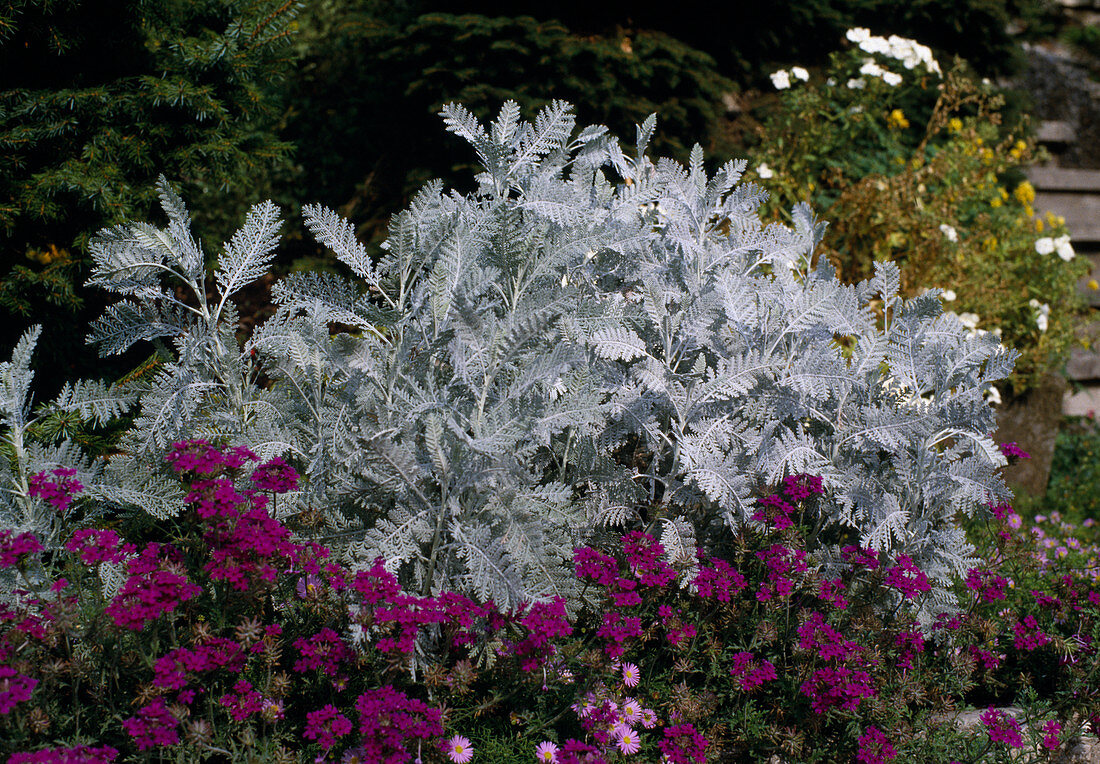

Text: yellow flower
xmin=888 ymin=109 xmax=909 ymax=129
xmin=983 ymin=235 xmax=998 ymax=251
xmin=1015 ymin=140 xmax=1027 ymax=152
xmin=1014 ymin=181 xmax=1035 ymax=206
xmin=1035 ymin=218 xmax=1044 ymax=233
xmin=990 ymin=197 xmax=1002 ymax=208
xmin=25 ymin=244 xmax=68 ymax=265
xmin=1089 ymin=279 xmax=1099 ymax=291
xmin=980 ymin=148 xmax=994 ymax=164
xmin=948 ymin=117 xmax=963 ymax=133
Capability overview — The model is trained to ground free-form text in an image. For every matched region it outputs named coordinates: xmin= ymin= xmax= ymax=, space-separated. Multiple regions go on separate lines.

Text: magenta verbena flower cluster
xmin=1 ymin=443 xmax=1099 ymax=762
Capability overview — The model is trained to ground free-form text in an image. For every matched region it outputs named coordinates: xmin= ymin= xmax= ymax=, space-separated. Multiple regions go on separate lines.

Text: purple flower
xmin=353 ymin=686 xmax=443 ymax=760
xmin=293 ymin=627 xmax=354 ymax=676
xmin=856 ymin=726 xmax=897 ymax=763
xmin=728 ymin=651 xmax=778 ymax=691
xmin=884 ymin=555 xmax=931 ymax=599
xmin=65 ymin=528 xmax=133 ymax=565
xmin=797 ymin=611 xmax=858 ymax=660
xmin=613 ymin=725 xmax=640 ymax=755
xmin=0 ymin=531 xmax=43 ymax=568
xmin=752 ymin=493 xmax=796 ymax=529
xmin=1012 ymin=615 xmax=1050 ymax=651
xmin=999 ymin=442 xmax=1030 ymax=460
xmin=303 ymin=704 xmax=353 ymax=751
xmin=219 ymin=679 xmax=266 ymax=721
xmin=965 ymin=569 xmax=1007 ymax=603
xmin=250 ymin=457 xmax=299 ymax=493
xmin=658 ymin=724 xmax=708 ymax=764
xmin=621 ymin=531 xmax=677 ymax=588
xmin=104 ymin=543 xmax=202 ymax=630
xmin=980 ymin=707 xmax=1024 ymax=748
xmin=122 ymin=698 xmax=180 ymax=750
xmin=893 ymin=628 xmax=924 ymax=670
xmin=573 ymin=546 xmax=618 ymax=586
xmin=841 ymin=545 xmax=880 ymax=571
xmin=782 ymin=473 xmax=824 ymax=501
xmin=817 ymin=578 xmax=848 ymax=610
xmin=800 ymin=666 xmax=876 ymax=714
xmin=27 ymin=467 xmax=83 ymax=512
xmin=596 ymin=612 xmax=643 ymax=658
xmin=153 ymin=638 xmax=246 ymax=690
xmin=1041 ymin=720 xmax=1061 ymax=750
xmin=0 ymin=665 xmax=37 ymax=714
xmin=693 ymin=557 xmax=746 ymax=602
xmin=166 ymin=439 xmax=256 ymax=476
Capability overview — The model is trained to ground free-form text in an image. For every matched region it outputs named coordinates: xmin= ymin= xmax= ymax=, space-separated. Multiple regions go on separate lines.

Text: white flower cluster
xmin=756 ymin=162 xmax=774 ymax=179
xmin=858 ymin=60 xmax=903 ymax=86
xmin=845 ymin=27 xmax=942 ymax=76
xmin=770 ymin=66 xmax=810 ymax=90
xmin=1034 ymin=234 xmax=1074 ymax=261
xmin=944 ymin=309 xmax=1004 ymax=344
xmin=1029 ymin=299 xmax=1050 ymax=332
xmin=939 ymin=224 xmax=958 ymax=243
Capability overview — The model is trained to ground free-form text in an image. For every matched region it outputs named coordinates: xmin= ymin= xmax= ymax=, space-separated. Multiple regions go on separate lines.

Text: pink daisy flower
xmin=535 ymin=741 xmax=559 ymax=762
xmin=621 ymin=662 xmax=640 ymax=687
xmin=444 ymin=735 xmax=474 ymax=763
xmin=621 ymin=699 xmax=642 ymax=725
xmin=615 ymin=725 xmax=641 ymax=755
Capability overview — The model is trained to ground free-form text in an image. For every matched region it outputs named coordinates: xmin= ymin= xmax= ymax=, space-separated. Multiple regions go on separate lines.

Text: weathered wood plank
xmin=1027 ymin=167 xmax=1100 ymax=191
xmin=1034 ymin=192 xmax=1100 ymax=242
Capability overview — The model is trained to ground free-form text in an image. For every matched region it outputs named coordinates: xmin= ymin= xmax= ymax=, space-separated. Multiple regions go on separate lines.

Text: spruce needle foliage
xmin=0 ymin=0 xmax=300 ymax=395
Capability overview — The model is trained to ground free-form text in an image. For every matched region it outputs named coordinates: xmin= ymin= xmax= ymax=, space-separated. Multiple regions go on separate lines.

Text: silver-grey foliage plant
xmin=2 ymin=101 xmax=1016 ymax=625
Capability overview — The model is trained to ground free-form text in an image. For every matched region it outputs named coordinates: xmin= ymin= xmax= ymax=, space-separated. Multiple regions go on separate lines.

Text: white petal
xmin=1034 ymin=237 xmax=1055 ymax=255
xmin=770 ymin=70 xmax=791 ymax=90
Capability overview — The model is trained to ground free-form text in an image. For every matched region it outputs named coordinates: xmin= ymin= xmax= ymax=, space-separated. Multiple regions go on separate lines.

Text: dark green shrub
xmin=0 ymin=0 xmax=299 ymax=394
xmin=282 ymin=10 xmax=737 ymax=247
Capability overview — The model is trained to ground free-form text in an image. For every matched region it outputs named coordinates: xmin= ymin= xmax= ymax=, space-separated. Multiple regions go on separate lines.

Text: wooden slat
xmin=1027 ymin=167 xmax=1100 ymax=192
xmin=1034 ymin=192 xmax=1100 ymax=243
xmin=1037 ymin=121 xmax=1077 ymax=145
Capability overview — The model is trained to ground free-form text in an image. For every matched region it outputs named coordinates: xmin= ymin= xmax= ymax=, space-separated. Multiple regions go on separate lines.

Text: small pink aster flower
xmin=615 ymin=725 xmax=641 ymax=755
xmin=621 ymin=699 xmax=642 ymax=725
xmin=445 ymin=735 xmax=474 ymax=763
xmin=621 ymin=662 xmax=640 ymax=688
xmin=535 ymin=741 xmax=559 ymax=762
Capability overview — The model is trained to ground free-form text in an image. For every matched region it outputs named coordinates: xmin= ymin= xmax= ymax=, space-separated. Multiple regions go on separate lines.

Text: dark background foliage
xmin=0 ymin=0 xmax=300 ymax=396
